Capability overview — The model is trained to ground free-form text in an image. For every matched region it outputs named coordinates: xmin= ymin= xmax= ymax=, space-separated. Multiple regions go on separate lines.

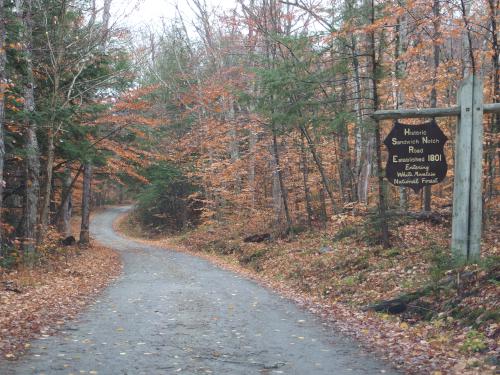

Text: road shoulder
xmin=0 ymin=234 xmax=121 ymax=360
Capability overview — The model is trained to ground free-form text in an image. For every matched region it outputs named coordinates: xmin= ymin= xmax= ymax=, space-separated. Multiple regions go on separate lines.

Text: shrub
xmin=460 ymin=330 xmax=488 ymax=353
xmin=134 ymin=163 xmax=202 ymax=233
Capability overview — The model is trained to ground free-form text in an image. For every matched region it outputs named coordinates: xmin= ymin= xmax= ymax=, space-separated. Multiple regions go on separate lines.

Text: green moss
xmin=460 ymin=330 xmax=488 ymax=353
xmin=383 ymin=248 xmax=401 ymax=258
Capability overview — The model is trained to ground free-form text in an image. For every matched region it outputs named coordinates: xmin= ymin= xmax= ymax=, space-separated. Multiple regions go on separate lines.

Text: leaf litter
xmin=0 ymin=242 xmax=121 ymax=360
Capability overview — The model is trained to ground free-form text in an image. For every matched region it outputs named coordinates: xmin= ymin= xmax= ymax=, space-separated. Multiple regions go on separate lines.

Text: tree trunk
xmin=39 ymin=127 xmax=55 ymax=239
xmin=300 ymin=133 xmax=313 ymax=229
xmin=249 ymin=123 xmax=257 ymax=208
xmin=357 ymin=136 xmax=373 ymax=204
xmin=55 ymin=164 xmax=82 ymax=224
xmin=78 ymin=0 xmax=110 ymax=244
xmin=351 ymin=32 xmax=366 ymax=202
xmin=57 ymin=167 xmax=72 ymax=237
xmin=487 ymin=0 xmax=499 ymax=202
xmin=394 ymin=13 xmax=408 ymax=210
xmin=39 ymin=0 xmax=67 ymax=239
xmin=460 ymin=0 xmax=476 ymax=76
xmin=271 ymin=143 xmax=281 ymax=223
xmin=102 ymin=0 xmax=112 ymax=46
xmin=21 ymin=0 xmax=40 ymax=257
xmin=299 ymin=124 xmax=338 ymax=213
xmin=352 ymin=35 xmax=363 ymax=171
xmin=422 ymin=0 xmax=442 ymax=213
xmin=119 ymin=185 xmax=124 ymax=204
xmin=319 ymin=187 xmax=327 ymax=229
xmin=339 ymin=77 xmax=354 ymax=203
xmin=271 ymin=126 xmax=292 ymax=233
xmin=366 ymin=0 xmax=390 ymax=248
xmin=79 ymin=162 xmax=92 ymax=245
xmin=0 ymin=0 xmax=6 ymax=245
xmin=227 ymin=99 xmax=240 ymax=192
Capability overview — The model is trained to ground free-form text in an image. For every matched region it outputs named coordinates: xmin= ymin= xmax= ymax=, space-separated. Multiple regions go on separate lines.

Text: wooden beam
xmin=484 ymin=103 xmax=500 ymax=113
xmin=372 ymin=106 xmax=459 ymax=120
xmin=372 ymin=102 xmax=500 ymax=120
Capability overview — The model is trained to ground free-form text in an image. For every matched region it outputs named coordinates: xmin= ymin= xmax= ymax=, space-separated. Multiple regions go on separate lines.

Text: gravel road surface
xmin=2 ymin=206 xmax=401 ymax=374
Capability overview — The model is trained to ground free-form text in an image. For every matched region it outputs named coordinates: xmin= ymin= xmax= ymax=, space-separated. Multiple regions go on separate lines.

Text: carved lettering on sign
xmin=383 ymin=120 xmax=448 ymax=192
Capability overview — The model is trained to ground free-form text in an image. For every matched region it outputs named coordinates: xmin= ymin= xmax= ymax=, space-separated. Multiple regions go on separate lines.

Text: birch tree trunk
xmin=352 ymin=37 xmax=364 ymax=184
xmin=21 ymin=0 xmax=41 ymax=257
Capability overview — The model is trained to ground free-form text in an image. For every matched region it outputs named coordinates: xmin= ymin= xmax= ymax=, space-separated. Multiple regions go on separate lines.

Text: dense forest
xmin=0 ymin=0 xmax=498 ymax=256
xmin=0 ymin=0 xmax=499 ymax=372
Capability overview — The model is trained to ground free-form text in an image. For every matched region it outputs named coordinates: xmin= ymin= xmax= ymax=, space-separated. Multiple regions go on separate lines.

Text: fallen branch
xmin=364 ymin=271 xmax=478 ymax=314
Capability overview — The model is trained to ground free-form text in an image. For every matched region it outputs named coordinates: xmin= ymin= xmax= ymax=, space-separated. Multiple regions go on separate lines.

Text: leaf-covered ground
xmin=118 ymin=210 xmax=499 ymax=375
xmin=0 ymin=237 xmax=121 ymax=360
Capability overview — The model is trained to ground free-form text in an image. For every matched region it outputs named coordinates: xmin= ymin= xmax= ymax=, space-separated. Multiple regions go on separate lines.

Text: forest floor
xmin=0 ymin=218 xmax=122 ymax=360
xmin=118 ymin=208 xmax=499 ymax=375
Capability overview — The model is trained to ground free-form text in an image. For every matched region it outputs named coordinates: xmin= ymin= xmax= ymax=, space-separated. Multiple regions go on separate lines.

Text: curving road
xmin=2 ymin=207 xmax=400 ymax=375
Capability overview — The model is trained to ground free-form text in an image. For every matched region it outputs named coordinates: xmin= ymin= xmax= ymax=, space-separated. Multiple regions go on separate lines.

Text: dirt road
xmin=2 ymin=207 xmax=400 ymax=374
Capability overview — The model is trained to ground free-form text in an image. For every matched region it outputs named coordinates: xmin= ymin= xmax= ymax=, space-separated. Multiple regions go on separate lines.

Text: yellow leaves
xmin=5 ymin=42 xmax=23 ymax=50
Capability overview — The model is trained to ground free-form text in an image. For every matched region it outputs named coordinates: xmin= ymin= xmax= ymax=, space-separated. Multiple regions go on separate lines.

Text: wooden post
xmin=468 ymin=76 xmax=484 ymax=262
xmin=451 ymin=76 xmax=474 ymax=263
xmin=451 ymin=75 xmax=484 ymax=263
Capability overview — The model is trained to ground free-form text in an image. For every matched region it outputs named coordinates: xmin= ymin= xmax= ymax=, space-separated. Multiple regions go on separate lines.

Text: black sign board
xmin=383 ymin=120 xmax=448 ymax=192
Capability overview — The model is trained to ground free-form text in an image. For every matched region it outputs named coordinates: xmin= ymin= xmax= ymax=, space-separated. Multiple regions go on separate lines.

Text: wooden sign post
xmin=373 ymin=75 xmax=500 ymax=264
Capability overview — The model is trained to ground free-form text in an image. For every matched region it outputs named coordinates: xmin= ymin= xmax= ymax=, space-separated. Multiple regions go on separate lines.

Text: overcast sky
xmin=112 ymin=0 xmax=239 ymax=32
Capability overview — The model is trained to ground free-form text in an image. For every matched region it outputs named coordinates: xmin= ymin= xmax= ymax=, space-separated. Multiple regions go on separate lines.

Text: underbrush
xmin=132 ymin=162 xmax=202 ymax=234
xmin=0 ymin=228 xmax=82 ymax=271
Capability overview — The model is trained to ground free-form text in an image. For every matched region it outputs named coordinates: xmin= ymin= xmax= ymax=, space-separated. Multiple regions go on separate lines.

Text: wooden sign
xmin=383 ymin=120 xmax=448 ymax=192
